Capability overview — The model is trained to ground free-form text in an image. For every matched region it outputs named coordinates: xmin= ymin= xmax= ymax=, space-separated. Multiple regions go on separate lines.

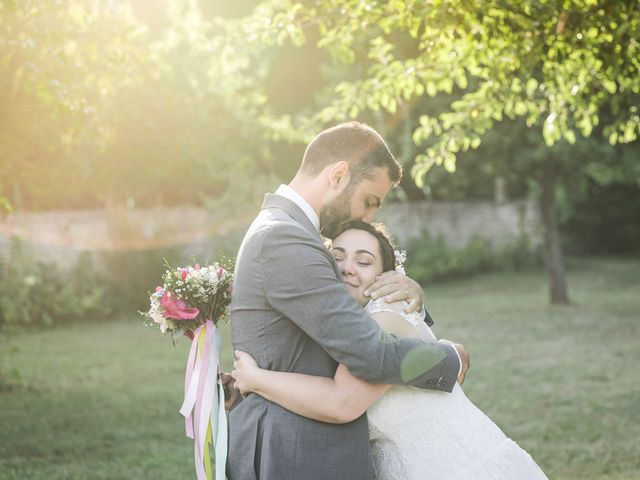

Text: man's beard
xmin=319 ymin=184 xmax=354 ymax=239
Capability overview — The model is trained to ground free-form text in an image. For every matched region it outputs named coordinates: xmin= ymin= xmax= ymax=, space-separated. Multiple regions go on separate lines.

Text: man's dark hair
xmin=334 ymin=220 xmax=397 ymax=272
xmin=300 ymin=122 xmax=402 ymax=185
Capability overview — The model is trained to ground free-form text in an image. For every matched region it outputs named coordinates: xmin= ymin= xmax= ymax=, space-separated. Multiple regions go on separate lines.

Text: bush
xmin=0 ymin=237 xmax=112 ymax=331
xmin=97 ymin=230 xmax=243 ymax=314
xmin=0 ymin=231 xmax=244 ymax=331
xmin=559 ymin=180 xmax=640 ymax=255
xmin=98 ymin=246 xmax=186 ymax=314
xmin=406 ymin=233 xmax=541 ymax=284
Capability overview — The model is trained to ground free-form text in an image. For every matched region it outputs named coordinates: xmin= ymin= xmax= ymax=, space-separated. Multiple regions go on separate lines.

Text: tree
xmin=0 ymin=0 xmax=152 ymax=208
xmin=0 ymin=0 xmax=282 ymax=212
xmin=220 ymin=0 xmax=640 ymax=304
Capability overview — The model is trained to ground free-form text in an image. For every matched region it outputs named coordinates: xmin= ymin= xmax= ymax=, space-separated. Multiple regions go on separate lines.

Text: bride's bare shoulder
xmin=368 ymin=301 xmax=421 ymax=339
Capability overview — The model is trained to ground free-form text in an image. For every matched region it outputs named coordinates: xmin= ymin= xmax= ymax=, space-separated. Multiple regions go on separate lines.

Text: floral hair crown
xmin=394 ymin=249 xmax=407 ymax=275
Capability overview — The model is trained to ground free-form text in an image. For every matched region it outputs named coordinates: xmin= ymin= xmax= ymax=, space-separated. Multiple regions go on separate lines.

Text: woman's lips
xmin=343 ymin=281 xmax=359 ymax=288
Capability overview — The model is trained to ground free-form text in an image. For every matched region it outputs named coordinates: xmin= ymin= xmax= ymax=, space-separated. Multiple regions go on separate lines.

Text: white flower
xmin=394 ymin=249 xmax=407 ymax=275
xmin=149 ymin=309 xmax=168 ymax=333
xmin=207 ymin=271 xmax=219 ymax=285
xmin=148 ymin=299 xmax=171 ymax=333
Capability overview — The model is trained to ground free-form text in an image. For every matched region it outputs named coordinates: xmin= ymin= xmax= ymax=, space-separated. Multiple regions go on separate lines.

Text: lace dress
xmin=364 ymin=298 xmax=549 ymax=480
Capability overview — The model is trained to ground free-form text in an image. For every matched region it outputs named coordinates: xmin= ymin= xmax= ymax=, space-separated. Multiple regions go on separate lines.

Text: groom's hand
xmin=439 ymin=339 xmax=470 ymax=384
xmin=364 ymin=271 xmax=425 ymax=313
xmin=452 ymin=343 xmax=470 ymax=385
xmin=220 ymin=372 xmax=241 ymax=411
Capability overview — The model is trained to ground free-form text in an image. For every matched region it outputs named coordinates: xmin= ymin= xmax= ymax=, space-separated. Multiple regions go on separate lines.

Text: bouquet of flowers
xmin=141 ymin=260 xmax=234 ymax=339
xmin=141 ymin=258 xmax=234 ymax=480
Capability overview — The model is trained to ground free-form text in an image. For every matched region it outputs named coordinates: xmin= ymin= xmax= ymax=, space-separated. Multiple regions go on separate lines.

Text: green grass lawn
xmin=1 ymin=257 xmax=639 ymax=479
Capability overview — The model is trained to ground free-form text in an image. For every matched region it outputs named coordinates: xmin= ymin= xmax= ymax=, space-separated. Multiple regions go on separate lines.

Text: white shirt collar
xmin=274 ymin=184 xmax=320 ymax=231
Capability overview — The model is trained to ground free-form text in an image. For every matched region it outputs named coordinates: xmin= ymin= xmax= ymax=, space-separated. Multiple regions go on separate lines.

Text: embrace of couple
xmin=226 ymin=122 xmax=548 ymax=480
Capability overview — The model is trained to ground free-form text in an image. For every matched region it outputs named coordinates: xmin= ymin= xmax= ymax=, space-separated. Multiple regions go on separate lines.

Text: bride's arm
xmin=233 ymin=356 xmax=388 ymax=424
xmin=232 ymin=310 xmax=420 ymax=424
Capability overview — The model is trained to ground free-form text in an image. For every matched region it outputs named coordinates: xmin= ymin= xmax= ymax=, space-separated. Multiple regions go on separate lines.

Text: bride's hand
xmin=231 ymin=350 xmax=260 ymax=396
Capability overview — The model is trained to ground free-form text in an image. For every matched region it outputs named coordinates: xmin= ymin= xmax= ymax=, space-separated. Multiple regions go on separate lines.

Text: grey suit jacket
xmin=228 ymin=194 xmax=460 ymax=480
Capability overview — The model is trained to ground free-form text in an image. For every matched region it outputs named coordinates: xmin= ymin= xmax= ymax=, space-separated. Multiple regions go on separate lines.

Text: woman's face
xmin=331 ymin=228 xmax=384 ymax=306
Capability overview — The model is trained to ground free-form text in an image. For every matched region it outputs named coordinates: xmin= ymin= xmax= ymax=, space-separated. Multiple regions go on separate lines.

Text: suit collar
xmin=274 ymin=184 xmax=320 ymax=231
xmin=261 ymin=193 xmax=321 ymax=238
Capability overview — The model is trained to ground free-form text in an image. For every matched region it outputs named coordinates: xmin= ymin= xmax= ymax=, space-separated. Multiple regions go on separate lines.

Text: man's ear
xmin=327 ymin=161 xmax=351 ymax=190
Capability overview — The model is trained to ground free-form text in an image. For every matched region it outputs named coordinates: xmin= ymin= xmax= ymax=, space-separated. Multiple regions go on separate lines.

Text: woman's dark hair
xmin=334 ymin=220 xmax=396 ymax=272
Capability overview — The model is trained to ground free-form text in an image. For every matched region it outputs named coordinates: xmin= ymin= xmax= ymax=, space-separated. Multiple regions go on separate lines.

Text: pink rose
xmin=180 ymin=269 xmax=188 ymax=281
xmin=160 ymin=291 xmax=199 ymax=320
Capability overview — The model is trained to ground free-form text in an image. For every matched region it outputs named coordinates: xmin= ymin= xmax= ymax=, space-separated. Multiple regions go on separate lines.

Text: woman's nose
xmin=341 ymin=258 xmax=355 ymax=275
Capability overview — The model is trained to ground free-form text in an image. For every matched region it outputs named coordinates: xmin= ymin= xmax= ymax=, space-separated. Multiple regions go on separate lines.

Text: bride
xmin=231 ymin=220 xmax=549 ymax=479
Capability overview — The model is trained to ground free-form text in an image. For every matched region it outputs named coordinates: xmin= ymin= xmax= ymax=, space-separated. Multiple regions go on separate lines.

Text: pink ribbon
xmin=181 ymin=323 xmax=204 ymax=439
xmin=180 ymin=320 xmax=226 ymax=480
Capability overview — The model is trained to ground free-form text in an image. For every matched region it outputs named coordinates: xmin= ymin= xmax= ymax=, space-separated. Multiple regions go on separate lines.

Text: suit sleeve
xmin=259 ymin=225 xmax=460 ymax=393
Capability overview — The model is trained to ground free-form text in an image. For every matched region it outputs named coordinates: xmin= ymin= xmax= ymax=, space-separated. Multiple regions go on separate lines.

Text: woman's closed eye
xmin=354 ymin=253 xmax=375 ymax=266
xmin=331 ymin=247 xmax=345 ymax=263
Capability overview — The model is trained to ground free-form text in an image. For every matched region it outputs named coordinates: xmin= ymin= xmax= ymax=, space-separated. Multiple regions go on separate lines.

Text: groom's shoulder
xmin=245 ymin=209 xmax=321 ymax=250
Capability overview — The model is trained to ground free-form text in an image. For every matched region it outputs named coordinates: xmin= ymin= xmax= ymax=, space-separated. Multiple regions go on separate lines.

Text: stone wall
xmin=377 ymin=199 xmax=542 ymax=249
xmin=0 ymin=200 xmax=542 ymax=269
xmin=0 ymin=206 xmax=246 ymax=270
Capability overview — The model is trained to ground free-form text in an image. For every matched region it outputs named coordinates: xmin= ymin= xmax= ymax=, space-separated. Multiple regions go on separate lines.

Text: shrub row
xmin=0 ymin=238 xmax=112 ymax=331
xmin=0 ymin=231 xmax=539 ymax=330
xmin=0 ymin=233 xmax=242 ymax=331
xmin=406 ymin=233 xmax=541 ymax=284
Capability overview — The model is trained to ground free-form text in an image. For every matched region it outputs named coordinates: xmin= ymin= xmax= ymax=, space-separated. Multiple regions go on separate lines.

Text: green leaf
xmin=387 ymin=98 xmax=397 ymax=114
xmin=444 ymin=154 xmax=457 ymax=173
xmin=514 ymin=101 xmax=528 ymax=116
xmin=622 ymin=121 xmax=637 ymax=143
xmin=543 ymin=113 xmax=558 ymax=146
xmin=426 ymin=81 xmax=437 ymax=97
xmin=603 ymin=79 xmax=617 ymax=94
xmin=563 ymin=129 xmax=576 ymax=144
xmin=455 ymin=73 xmax=468 ymax=90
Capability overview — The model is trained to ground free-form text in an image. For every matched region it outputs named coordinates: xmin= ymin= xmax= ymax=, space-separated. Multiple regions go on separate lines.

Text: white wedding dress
xmin=364 ymin=298 xmax=549 ymax=480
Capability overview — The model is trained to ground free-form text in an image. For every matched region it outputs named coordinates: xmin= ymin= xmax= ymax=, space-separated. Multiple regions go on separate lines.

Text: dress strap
xmin=364 ymin=298 xmax=422 ymax=328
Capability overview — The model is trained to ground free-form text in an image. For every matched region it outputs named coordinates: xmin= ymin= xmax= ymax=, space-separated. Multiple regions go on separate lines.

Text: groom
xmin=228 ymin=122 xmax=468 ymax=480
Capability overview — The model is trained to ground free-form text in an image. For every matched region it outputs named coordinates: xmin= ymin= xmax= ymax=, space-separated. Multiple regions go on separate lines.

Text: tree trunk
xmin=539 ymin=167 xmax=570 ymax=304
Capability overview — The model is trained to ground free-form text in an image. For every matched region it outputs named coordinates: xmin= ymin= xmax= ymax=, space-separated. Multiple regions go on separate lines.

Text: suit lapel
xmin=261 ymin=193 xmax=342 ymax=278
